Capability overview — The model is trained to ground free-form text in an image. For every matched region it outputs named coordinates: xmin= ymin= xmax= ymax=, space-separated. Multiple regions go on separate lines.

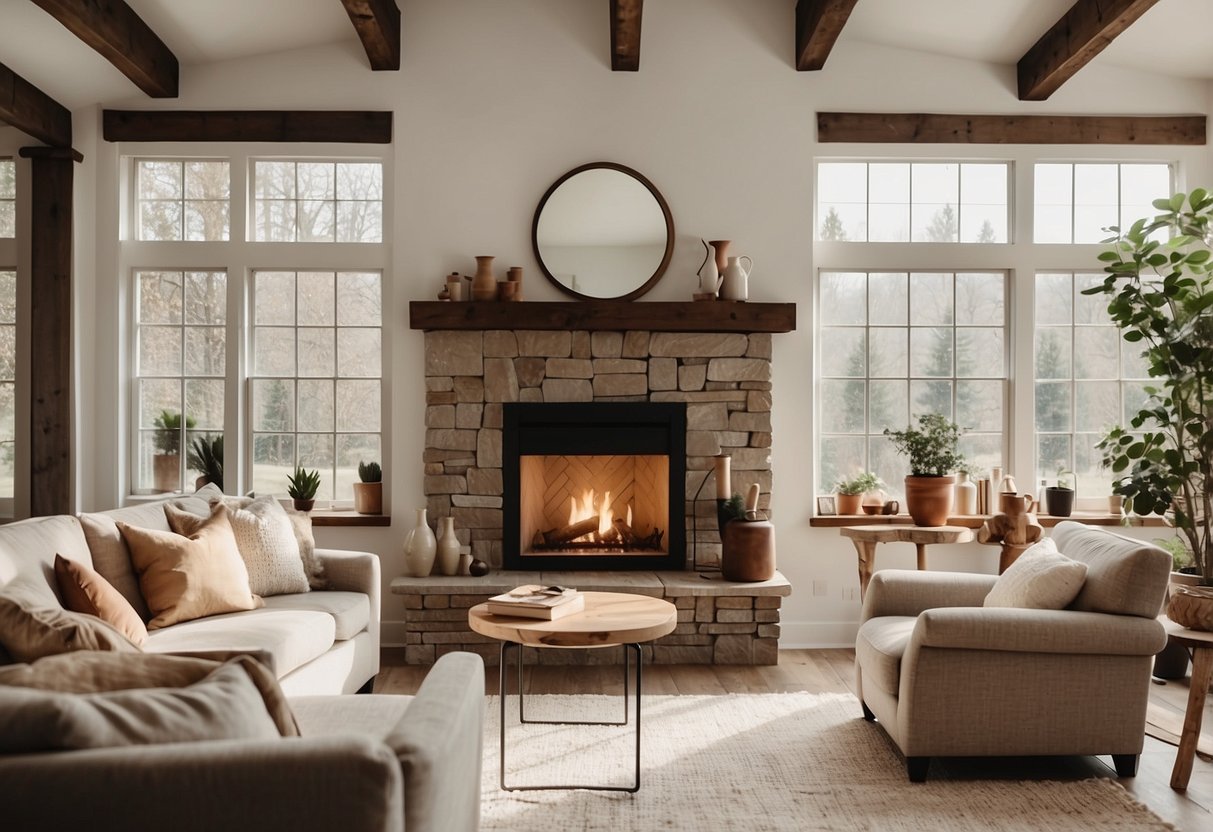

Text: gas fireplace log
xmin=601 ymin=526 xmax=620 ymax=543
xmin=612 ymin=518 xmax=636 ymax=542
xmin=543 ymin=516 xmax=601 ymax=545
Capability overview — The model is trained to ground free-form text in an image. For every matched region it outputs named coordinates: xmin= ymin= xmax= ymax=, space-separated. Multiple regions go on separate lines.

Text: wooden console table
xmin=840 ymin=524 xmax=975 ymax=600
xmin=1161 ymin=618 xmax=1213 ymax=791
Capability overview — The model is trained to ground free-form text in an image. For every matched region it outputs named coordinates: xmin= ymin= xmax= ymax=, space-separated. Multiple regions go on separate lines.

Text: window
xmin=252 ymin=160 xmax=382 ymax=243
xmin=133 ymin=271 xmax=227 ymax=493
xmin=0 ymin=159 xmax=13 ymax=238
xmin=136 ymin=159 xmax=230 ymax=241
xmin=819 ymin=271 xmax=1007 ymax=494
xmin=1033 ymin=162 xmax=1171 ymax=243
xmin=251 ymin=270 xmax=382 ymax=500
xmin=1034 ymin=272 xmax=1151 ymax=496
xmin=0 ymin=271 xmax=14 ymax=498
xmin=817 ymin=162 xmax=1009 ymax=243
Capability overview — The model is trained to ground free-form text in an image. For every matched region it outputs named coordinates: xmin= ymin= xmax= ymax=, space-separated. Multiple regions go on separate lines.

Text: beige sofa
xmin=0 ymin=488 xmax=379 ymax=695
xmin=855 ymin=521 xmax=1171 ymax=781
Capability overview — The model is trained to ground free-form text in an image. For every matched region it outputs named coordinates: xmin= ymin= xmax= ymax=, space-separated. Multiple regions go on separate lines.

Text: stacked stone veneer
xmin=423 ymin=329 xmax=775 ymax=568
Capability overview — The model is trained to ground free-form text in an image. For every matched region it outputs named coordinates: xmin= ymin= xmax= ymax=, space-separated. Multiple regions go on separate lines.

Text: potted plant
xmin=834 ymin=472 xmax=883 ymax=516
xmin=287 ymin=466 xmax=321 ymax=512
xmin=187 ymin=434 xmax=223 ymax=491
xmin=1045 ymin=469 xmax=1075 ymax=518
xmin=354 ymin=460 xmax=383 ymax=515
xmin=151 ymin=409 xmax=196 ymax=492
xmin=884 ymin=413 xmax=966 ymax=527
xmin=1090 ymin=188 xmax=1213 ymax=594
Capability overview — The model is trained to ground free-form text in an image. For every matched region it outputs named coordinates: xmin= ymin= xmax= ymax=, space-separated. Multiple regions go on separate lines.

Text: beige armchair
xmin=854 ymin=521 xmax=1170 ymax=782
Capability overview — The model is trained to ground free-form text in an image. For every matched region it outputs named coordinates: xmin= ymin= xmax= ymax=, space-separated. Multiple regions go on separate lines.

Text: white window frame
xmin=0 ymin=147 xmax=28 ymax=518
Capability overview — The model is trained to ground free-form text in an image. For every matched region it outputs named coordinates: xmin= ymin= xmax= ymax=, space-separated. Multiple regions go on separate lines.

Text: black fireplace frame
xmin=503 ymin=402 xmax=687 ymax=570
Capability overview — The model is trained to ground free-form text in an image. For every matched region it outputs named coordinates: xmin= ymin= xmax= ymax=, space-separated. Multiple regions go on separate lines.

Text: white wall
xmin=69 ymin=0 xmax=1213 ymax=646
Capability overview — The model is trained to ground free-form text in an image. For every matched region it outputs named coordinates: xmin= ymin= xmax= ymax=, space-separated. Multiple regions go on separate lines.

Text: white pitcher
xmin=720 ymin=255 xmax=753 ymax=301
xmin=697 ymin=239 xmax=722 ymax=295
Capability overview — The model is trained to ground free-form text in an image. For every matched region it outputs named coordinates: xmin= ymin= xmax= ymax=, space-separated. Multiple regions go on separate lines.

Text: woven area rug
xmin=480 ymin=693 xmax=1175 ymax=832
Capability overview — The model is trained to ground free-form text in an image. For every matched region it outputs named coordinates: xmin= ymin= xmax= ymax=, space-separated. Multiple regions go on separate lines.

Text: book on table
xmin=485 ymin=585 xmax=585 ymax=620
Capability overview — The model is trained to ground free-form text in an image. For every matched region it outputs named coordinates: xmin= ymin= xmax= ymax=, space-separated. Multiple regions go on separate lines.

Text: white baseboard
xmin=778 ymin=620 xmax=859 ymax=649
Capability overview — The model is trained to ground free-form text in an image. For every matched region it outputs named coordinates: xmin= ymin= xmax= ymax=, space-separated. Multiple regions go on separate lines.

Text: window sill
xmin=308 ymin=511 xmax=391 ymax=527
xmin=808 ymin=512 xmax=1166 ymax=529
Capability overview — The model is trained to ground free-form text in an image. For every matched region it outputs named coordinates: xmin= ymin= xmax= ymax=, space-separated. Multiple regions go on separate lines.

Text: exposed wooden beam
xmin=795 ymin=0 xmax=859 ymax=71
xmin=817 ymin=112 xmax=1206 ymax=145
xmin=339 ymin=0 xmax=401 ymax=71
xmin=18 ymin=146 xmax=80 ymax=516
xmin=609 ymin=0 xmax=643 ymax=72
xmin=0 ymin=61 xmax=72 ymax=147
xmin=1017 ymin=0 xmax=1161 ymax=101
xmin=103 ymin=110 xmax=393 ymax=143
xmin=30 ymin=0 xmax=179 ymax=98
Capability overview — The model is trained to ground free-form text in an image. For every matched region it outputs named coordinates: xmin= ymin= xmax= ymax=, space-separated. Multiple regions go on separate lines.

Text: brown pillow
xmin=54 ymin=554 xmax=148 ymax=646
xmin=0 ymin=587 xmax=141 ymax=662
xmin=118 ymin=502 xmax=262 ymax=630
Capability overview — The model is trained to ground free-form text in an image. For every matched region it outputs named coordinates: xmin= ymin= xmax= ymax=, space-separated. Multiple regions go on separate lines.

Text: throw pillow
xmin=208 ymin=495 xmax=325 ymax=590
xmin=0 ymin=651 xmax=298 ymax=737
xmin=53 ymin=554 xmax=148 ymax=646
xmin=0 ymin=662 xmax=280 ymax=754
xmin=118 ymin=503 xmax=262 ymax=630
xmin=984 ymin=537 xmax=1089 ymax=610
xmin=0 ymin=587 xmax=141 ymax=662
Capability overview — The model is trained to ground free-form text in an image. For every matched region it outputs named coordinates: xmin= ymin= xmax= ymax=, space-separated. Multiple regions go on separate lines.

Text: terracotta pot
xmin=721 ymin=518 xmax=776 ymax=582
xmin=153 ymin=454 xmax=180 ymax=492
xmin=353 ymin=482 xmax=382 ymax=515
xmin=836 ymin=493 xmax=863 ymax=515
xmin=903 ymin=475 xmax=955 ymax=527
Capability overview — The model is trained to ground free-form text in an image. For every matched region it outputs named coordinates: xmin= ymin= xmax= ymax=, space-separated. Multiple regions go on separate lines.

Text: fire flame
xmin=567 ymin=489 xmax=613 ymax=538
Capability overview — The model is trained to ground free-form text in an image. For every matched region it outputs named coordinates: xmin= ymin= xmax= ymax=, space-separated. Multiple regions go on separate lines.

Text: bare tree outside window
xmin=0 ymin=271 xmax=14 ymax=497
xmin=0 ymin=160 xmax=14 ymax=238
xmin=253 ymin=161 xmax=383 ymax=243
xmin=137 ymin=160 xmax=230 ymax=242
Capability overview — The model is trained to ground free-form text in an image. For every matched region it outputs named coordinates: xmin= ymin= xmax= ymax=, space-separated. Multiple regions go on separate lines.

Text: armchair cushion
xmin=856 ymin=616 xmax=916 ymax=696
xmin=984 ymin=538 xmax=1087 ymax=610
xmin=1052 ymin=521 xmax=1171 ymax=618
xmin=913 ymin=606 xmax=1167 ymax=655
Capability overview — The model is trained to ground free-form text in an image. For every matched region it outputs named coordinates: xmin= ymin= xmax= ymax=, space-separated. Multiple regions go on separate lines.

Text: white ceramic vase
xmin=720 ymin=255 xmax=753 ymax=301
xmin=404 ymin=508 xmax=437 ymax=577
xmin=436 ymin=516 xmax=461 ymax=576
xmin=955 ymin=472 xmax=978 ymax=515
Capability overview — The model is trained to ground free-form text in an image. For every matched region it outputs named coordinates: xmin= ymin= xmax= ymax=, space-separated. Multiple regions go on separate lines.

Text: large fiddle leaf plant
xmin=1090 ymin=189 xmax=1213 ymax=585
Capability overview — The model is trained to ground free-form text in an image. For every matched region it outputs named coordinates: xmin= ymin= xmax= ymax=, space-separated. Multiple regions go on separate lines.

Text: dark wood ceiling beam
xmin=795 ymin=0 xmax=859 ymax=71
xmin=609 ymin=0 xmax=643 ymax=72
xmin=0 ymin=60 xmax=72 ymax=147
xmin=103 ymin=110 xmax=393 ymax=143
xmin=30 ymin=0 xmax=179 ymax=98
xmin=339 ymin=0 xmax=401 ymax=71
xmin=817 ymin=112 xmax=1206 ymax=145
xmin=1017 ymin=0 xmax=1161 ymax=101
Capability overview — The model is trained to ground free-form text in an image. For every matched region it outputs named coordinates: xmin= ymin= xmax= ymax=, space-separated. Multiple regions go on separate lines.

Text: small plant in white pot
xmin=354 ymin=460 xmax=383 ymax=515
xmin=834 ymin=472 xmax=883 ymax=516
xmin=884 ymin=413 xmax=966 ymax=527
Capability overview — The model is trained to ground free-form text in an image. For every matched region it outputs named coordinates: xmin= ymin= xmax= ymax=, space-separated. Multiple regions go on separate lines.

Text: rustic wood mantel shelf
xmin=408 ymin=301 xmax=797 ymax=333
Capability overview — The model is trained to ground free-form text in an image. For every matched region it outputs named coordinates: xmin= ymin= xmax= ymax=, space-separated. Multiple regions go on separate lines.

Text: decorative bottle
xmin=1038 ymin=479 xmax=1050 ymax=516
xmin=436 ymin=516 xmax=461 ymax=576
xmin=404 ymin=508 xmax=437 ymax=577
xmin=955 ymin=472 xmax=978 ymax=515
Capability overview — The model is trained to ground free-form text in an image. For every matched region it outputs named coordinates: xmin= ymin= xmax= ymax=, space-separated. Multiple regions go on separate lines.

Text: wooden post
xmin=19 ymin=146 xmax=81 ymax=516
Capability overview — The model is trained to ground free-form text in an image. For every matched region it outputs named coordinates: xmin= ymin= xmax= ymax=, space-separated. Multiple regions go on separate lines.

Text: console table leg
xmin=851 ymin=539 xmax=875 ymax=599
xmin=915 ymin=543 xmax=927 ymax=571
xmin=1172 ymin=645 xmax=1213 ymax=790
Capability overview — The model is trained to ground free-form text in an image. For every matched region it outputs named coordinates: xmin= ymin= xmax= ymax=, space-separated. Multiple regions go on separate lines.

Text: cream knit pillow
xmin=984 ymin=537 xmax=1089 ymax=610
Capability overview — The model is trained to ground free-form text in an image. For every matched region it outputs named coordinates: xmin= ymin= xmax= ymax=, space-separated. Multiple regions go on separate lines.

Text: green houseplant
xmin=151 ymin=409 xmax=196 ymax=492
xmin=287 ymin=466 xmax=321 ymax=512
xmin=884 ymin=413 xmax=966 ymax=526
xmin=187 ymin=434 xmax=223 ymax=491
xmin=354 ymin=460 xmax=383 ymax=515
xmin=1089 ymin=188 xmax=1213 ymax=587
xmin=834 ymin=472 xmax=884 ymax=516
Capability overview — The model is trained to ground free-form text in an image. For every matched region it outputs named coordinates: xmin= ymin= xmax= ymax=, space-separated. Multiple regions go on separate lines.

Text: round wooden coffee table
xmin=469 ymin=591 xmax=677 ymax=793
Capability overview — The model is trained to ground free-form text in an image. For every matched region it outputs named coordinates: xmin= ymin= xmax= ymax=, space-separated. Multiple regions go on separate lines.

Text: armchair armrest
xmin=861 ymin=570 xmax=998 ymax=622
xmin=385 ymin=651 xmax=485 ymax=832
xmin=0 ymin=735 xmax=404 ymax=832
xmin=912 ymin=606 xmax=1167 ymax=656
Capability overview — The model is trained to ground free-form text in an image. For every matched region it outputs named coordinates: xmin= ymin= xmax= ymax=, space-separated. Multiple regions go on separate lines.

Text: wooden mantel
xmin=409 ymin=301 xmax=796 ymax=333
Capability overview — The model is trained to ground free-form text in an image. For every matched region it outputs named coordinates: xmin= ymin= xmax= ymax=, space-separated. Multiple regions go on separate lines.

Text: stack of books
xmin=485 ymin=585 xmax=585 ymax=620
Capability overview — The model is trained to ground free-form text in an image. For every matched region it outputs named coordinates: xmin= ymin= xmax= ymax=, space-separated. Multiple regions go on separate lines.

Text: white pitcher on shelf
xmin=697 ymin=239 xmax=722 ymax=296
xmin=720 ymin=255 xmax=753 ymax=301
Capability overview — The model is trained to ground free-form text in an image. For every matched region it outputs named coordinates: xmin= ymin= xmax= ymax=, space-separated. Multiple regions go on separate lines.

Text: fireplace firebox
xmin=502 ymin=402 xmax=687 ymax=570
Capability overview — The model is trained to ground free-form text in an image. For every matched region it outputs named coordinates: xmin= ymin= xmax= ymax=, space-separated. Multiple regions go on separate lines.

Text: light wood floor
xmin=377 ymin=648 xmax=1213 ymax=832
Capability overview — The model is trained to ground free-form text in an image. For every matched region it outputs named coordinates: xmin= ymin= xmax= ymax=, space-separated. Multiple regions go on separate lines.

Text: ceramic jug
xmin=999 ymin=492 xmax=1035 ymax=517
xmin=697 ymin=239 xmax=722 ymax=295
xmin=720 ymin=255 xmax=753 ymax=301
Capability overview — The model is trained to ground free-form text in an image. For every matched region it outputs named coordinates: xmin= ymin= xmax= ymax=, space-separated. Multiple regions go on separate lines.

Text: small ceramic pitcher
xmin=720 ymin=255 xmax=753 ymax=301
xmin=999 ymin=492 xmax=1035 ymax=517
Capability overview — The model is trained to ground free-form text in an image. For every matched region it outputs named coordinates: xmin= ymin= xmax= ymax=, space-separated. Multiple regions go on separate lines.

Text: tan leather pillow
xmin=53 ymin=554 xmax=148 ymax=646
xmin=118 ymin=503 xmax=262 ymax=630
xmin=0 ymin=587 xmax=141 ymax=662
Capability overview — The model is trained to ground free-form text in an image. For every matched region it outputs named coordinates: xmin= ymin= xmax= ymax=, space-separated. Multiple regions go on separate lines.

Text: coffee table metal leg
xmin=499 ymin=640 xmax=643 ymax=792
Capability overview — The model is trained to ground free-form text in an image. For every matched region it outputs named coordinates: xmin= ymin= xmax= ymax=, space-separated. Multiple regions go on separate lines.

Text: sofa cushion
xmin=54 ymin=554 xmax=148 ymax=646
xmin=214 ymin=496 xmax=325 ymax=589
xmin=855 ymin=616 xmax=916 ymax=697
xmin=0 ymin=662 xmax=280 ymax=753
xmin=119 ymin=504 xmax=262 ymax=630
xmin=0 ymin=514 xmax=93 ymax=606
xmin=0 ymin=586 xmax=141 ymax=662
xmin=291 ymin=694 xmax=412 ymax=741
xmin=1051 ymin=522 xmax=1172 ymax=618
xmin=143 ymin=608 xmax=337 ymax=679
xmin=261 ymin=591 xmax=370 ymax=641
xmin=984 ymin=538 xmax=1088 ymax=610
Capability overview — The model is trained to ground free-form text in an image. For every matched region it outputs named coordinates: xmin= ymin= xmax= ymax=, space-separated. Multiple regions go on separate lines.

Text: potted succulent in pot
xmin=287 ymin=466 xmax=321 ymax=512
xmin=834 ymin=472 xmax=884 ymax=516
xmin=151 ymin=409 xmax=196 ymax=492
xmin=884 ymin=413 xmax=966 ymax=527
xmin=1089 ymin=188 xmax=1213 ymax=626
xmin=354 ymin=460 xmax=383 ymax=515
xmin=1045 ymin=469 xmax=1075 ymax=518
xmin=187 ymin=434 xmax=223 ymax=491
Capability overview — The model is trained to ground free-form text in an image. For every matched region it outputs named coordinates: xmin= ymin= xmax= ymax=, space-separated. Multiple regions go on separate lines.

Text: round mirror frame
xmin=531 ymin=162 xmax=675 ymax=301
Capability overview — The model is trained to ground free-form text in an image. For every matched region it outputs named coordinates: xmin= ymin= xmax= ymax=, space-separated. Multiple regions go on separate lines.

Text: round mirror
xmin=532 ymin=162 xmax=674 ymax=301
